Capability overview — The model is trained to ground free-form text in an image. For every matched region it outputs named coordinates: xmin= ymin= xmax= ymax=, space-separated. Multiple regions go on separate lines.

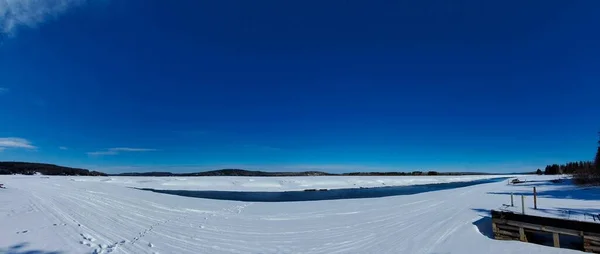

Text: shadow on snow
xmin=487 ymin=183 xmax=600 ymax=201
xmin=472 ymin=215 xmax=494 ymax=239
xmin=0 ymin=243 xmax=63 ymax=254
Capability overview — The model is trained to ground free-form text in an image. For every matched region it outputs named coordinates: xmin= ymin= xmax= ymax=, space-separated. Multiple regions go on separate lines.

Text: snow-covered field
xmin=0 ymin=175 xmax=598 ymax=254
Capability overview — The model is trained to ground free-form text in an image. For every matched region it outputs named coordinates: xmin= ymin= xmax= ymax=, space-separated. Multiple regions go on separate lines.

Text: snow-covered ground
xmin=496 ymin=179 xmax=600 ymax=223
xmin=0 ymin=175 xmax=598 ymax=254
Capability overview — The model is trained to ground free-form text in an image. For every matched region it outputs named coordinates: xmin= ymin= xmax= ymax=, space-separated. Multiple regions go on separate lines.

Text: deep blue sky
xmin=1 ymin=0 xmax=599 ymax=173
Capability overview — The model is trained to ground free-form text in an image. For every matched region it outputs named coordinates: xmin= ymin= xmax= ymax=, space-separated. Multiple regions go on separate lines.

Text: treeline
xmin=115 ymin=170 xmax=474 ymax=177
xmin=544 ymin=133 xmax=600 ymax=185
xmin=343 ymin=171 xmax=436 ymax=176
xmin=574 ymin=133 xmax=600 ymax=184
xmin=0 ymin=162 xmax=107 ymax=176
xmin=115 ymin=170 xmax=496 ymax=177
xmin=114 ymin=169 xmax=333 ymax=177
xmin=341 ymin=171 xmax=492 ymax=176
xmin=579 ymin=134 xmax=600 ymax=184
xmin=0 ymin=162 xmax=505 ymax=177
xmin=543 ymin=161 xmax=595 ymax=175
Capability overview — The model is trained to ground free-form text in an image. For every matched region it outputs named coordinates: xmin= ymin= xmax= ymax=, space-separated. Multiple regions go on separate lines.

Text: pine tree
xmin=595 ymin=132 xmax=600 ymax=173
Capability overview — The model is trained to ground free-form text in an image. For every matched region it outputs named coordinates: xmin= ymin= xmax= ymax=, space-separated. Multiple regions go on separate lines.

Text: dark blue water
xmin=137 ymin=177 xmax=507 ymax=202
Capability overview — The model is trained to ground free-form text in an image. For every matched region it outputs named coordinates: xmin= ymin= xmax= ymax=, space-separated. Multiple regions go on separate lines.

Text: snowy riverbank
xmin=70 ymin=174 xmax=514 ymax=192
xmin=0 ymin=175 xmax=596 ymax=254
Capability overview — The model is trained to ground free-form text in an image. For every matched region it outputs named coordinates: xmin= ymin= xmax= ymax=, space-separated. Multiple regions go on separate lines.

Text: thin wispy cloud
xmin=111 ymin=148 xmax=158 ymax=152
xmin=59 ymin=146 xmax=68 ymax=150
xmin=0 ymin=0 xmax=88 ymax=35
xmin=0 ymin=137 xmax=36 ymax=150
xmin=0 ymin=87 xmax=8 ymax=94
xmin=87 ymin=147 xmax=158 ymax=156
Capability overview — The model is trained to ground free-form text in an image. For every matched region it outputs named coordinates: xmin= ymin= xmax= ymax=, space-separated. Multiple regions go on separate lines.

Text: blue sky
xmin=0 ymin=0 xmax=599 ymax=173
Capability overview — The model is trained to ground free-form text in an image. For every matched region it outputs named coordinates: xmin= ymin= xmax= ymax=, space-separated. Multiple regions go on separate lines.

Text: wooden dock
xmin=492 ymin=210 xmax=600 ymax=253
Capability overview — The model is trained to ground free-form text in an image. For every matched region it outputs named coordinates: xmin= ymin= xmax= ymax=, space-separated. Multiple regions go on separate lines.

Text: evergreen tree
xmin=595 ymin=132 xmax=600 ymax=172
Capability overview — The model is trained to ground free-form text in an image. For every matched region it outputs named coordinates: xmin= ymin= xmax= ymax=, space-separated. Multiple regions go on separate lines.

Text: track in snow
xmin=0 ymin=175 xmax=584 ymax=254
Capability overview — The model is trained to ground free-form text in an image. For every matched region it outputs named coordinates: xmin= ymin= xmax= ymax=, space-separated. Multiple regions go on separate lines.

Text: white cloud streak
xmin=0 ymin=137 xmax=36 ymax=150
xmin=59 ymin=146 xmax=68 ymax=150
xmin=0 ymin=0 xmax=87 ymax=35
xmin=87 ymin=147 xmax=158 ymax=156
xmin=0 ymin=87 xmax=8 ymax=94
xmin=111 ymin=148 xmax=158 ymax=152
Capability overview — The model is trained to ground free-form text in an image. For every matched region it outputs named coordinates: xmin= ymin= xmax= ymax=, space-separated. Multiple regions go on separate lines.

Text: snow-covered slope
xmin=0 ymin=175 xmax=594 ymax=254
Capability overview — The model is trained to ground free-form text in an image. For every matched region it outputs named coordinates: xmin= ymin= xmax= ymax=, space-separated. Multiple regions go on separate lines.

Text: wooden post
xmin=521 ymin=195 xmax=525 ymax=214
xmin=519 ymin=227 xmax=527 ymax=242
xmin=533 ymin=187 xmax=537 ymax=209
xmin=511 ymin=193 xmax=514 ymax=207
xmin=553 ymin=233 xmax=560 ymax=247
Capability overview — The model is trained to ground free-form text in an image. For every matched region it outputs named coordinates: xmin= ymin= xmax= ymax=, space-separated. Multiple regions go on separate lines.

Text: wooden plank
xmin=496 ymin=224 xmax=519 ymax=231
xmin=492 ymin=218 xmax=506 ymax=224
xmin=584 ymin=235 xmax=600 ymax=242
xmin=505 ymin=220 xmax=583 ymax=237
xmin=585 ymin=239 xmax=600 ymax=246
xmin=519 ymin=227 xmax=528 ymax=242
xmin=584 ymin=245 xmax=600 ymax=253
xmin=497 ymin=230 xmax=520 ymax=238
xmin=494 ymin=221 xmax=517 ymax=229
xmin=553 ymin=233 xmax=560 ymax=248
xmin=494 ymin=234 xmax=519 ymax=241
xmin=491 ymin=210 xmax=600 ymax=234
xmin=495 ymin=236 xmax=516 ymax=241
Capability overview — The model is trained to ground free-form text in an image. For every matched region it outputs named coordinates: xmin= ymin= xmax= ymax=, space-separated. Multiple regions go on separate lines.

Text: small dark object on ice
xmin=510 ymin=178 xmax=524 ymax=184
xmin=0 ymin=184 xmax=5 ymax=189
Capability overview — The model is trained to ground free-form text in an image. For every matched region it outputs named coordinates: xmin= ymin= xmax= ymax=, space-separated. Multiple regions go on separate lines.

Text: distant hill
xmin=113 ymin=170 xmax=501 ymax=177
xmin=113 ymin=169 xmax=333 ymax=177
xmin=0 ymin=161 xmax=527 ymax=177
xmin=0 ymin=162 xmax=107 ymax=176
xmin=341 ymin=171 xmax=495 ymax=176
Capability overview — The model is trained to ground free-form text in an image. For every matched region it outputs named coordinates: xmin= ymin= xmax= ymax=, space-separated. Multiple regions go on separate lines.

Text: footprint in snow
xmin=80 ymin=233 xmax=96 ymax=242
xmin=16 ymin=230 xmax=28 ymax=234
xmin=92 ymin=242 xmax=120 ymax=254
